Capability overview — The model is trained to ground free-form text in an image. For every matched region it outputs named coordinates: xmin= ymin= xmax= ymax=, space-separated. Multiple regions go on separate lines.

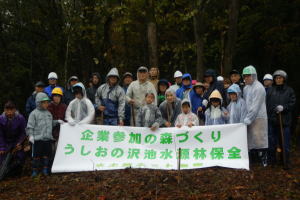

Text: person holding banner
xmin=242 ymin=65 xmax=268 ymax=166
xmin=227 ymin=84 xmax=247 ymax=124
xmin=65 ymin=83 xmax=95 ymax=126
xmin=159 ymin=88 xmax=182 ymax=127
xmin=175 ymin=99 xmax=199 ymax=128
xmin=26 ymin=92 xmax=63 ymax=177
xmin=136 ymin=91 xmax=163 ymax=131
xmin=126 ymin=66 xmax=157 ymax=126
xmin=95 ymin=68 xmax=126 ymax=126
xmin=48 ymin=87 xmax=67 ymax=141
xmin=205 ymin=90 xmax=229 ymax=125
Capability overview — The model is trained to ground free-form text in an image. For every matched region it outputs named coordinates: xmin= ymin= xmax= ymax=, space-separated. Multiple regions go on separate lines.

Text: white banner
xmin=52 ymin=123 xmax=249 ymax=173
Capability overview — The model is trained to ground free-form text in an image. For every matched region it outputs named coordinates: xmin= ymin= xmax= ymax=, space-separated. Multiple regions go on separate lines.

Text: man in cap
xmin=25 ymin=81 xmax=45 ymax=118
xmin=263 ymin=74 xmax=273 ymax=92
xmin=126 ymin=66 xmax=157 ymax=125
xmin=122 ymin=72 xmax=134 ymax=126
xmin=64 ymin=76 xmax=79 ymax=105
xmin=229 ymin=69 xmax=244 ymax=91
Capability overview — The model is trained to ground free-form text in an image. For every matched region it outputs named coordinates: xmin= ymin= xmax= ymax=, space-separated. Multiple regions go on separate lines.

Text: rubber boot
xmin=42 ymin=157 xmax=49 ymax=176
xmin=31 ymin=157 xmax=40 ymax=177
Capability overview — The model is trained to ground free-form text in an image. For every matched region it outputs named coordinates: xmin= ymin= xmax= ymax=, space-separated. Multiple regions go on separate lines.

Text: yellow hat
xmin=209 ymin=90 xmax=222 ymax=100
xmin=52 ymin=87 xmax=63 ymax=96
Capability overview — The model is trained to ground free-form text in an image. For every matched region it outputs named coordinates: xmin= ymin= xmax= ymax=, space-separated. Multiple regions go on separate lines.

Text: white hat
xmin=263 ymin=74 xmax=273 ymax=81
xmin=174 ymin=71 xmax=183 ymax=78
xmin=217 ymin=76 xmax=224 ymax=81
xmin=48 ymin=72 xmax=58 ymax=79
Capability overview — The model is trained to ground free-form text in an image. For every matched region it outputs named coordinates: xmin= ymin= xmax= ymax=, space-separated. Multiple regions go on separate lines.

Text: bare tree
xmin=193 ymin=0 xmax=207 ymax=81
xmin=223 ymin=0 xmax=239 ymax=76
xmin=146 ymin=0 xmax=158 ymax=68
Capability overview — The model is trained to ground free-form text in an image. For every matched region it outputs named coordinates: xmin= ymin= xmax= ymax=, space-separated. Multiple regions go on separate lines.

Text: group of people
xmin=0 ymin=65 xmax=296 ymax=178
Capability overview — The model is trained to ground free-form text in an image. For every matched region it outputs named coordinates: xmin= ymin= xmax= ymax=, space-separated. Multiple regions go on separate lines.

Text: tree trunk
xmin=193 ymin=0 xmax=207 ymax=81
xmin=223 ymin=0 xmax=239 ymax=76
xmin=146 ymin=0 xmax=158 ymax=68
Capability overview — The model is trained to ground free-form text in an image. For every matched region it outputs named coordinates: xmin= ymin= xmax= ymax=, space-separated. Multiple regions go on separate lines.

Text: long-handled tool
xmin=166 ymin=103 xmax=171 ymax=125
xmin=131 ymin=104 xmax=136 ymax=126
xmin=0 ymin=136 xmax=28 ymax=181
xmin=278 ymin=112 xmax=287 ymax=169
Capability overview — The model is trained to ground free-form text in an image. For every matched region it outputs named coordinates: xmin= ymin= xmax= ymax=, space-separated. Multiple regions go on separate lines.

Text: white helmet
xmin=263 ymin=74 xmax=273 ymax=81
xmin=174 ymin=70 xmax=183 ymax=78
xmin=217 ymin=76 xmax=224 ymax=81
xmin=48 ymin=72 xmax=58 ymax=80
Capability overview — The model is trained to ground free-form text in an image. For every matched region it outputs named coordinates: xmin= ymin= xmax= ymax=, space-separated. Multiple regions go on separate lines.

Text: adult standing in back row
xmin=242 ymin=65 xmax=268 ymax=167
xmin=266 ymin=70 xmax=296 ymax=168
xmin=126 ymin=66 xmax=157 ymax=126
xmin=44 ymin=72 xmax=64 ymax=98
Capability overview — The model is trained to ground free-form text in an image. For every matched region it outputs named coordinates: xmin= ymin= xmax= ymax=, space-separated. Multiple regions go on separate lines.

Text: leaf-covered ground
xmin=1 ymin=151 xmax=300 ymax=200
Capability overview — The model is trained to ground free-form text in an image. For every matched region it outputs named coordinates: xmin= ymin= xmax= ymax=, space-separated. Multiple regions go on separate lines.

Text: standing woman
xmin=266 ymin=70 xmax=296 ymax=168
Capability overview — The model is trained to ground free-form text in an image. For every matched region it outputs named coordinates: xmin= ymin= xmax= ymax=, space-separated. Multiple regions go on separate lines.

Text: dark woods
xmin=0 ymin=0 xmax=299 ymax=115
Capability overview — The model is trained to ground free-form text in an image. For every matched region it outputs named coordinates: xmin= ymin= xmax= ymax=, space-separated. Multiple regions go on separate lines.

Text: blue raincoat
xmin=176 ymin=73 xmax=192 ymax=100
xmin=227 ymin=84 xmax=247 ymax=124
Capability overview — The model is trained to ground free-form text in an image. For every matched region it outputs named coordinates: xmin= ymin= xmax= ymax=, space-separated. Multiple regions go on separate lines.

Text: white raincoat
xmin=227 ymin=84 xmax=247 ymax=124
xmin=65 ymin=82 xmax=95 ymax=125
xmin=243 ymin=66 xmax=268 ymax=150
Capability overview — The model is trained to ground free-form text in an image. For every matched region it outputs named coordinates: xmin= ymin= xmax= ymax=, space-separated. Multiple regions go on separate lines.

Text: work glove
xmin=275 ymin=105 xmax=284 ymax=113
xmin=244 ymin=118 xmax=251 ymax=125
xmin=29 ymin=135 xmax=34 ymax=144
xmin=202 ymin=99 xmax=208 ymax=107
xmin=58 ymin=120 xmax=64 ymax=124
xmin=68 ymin=121 xmax=77 ymax=126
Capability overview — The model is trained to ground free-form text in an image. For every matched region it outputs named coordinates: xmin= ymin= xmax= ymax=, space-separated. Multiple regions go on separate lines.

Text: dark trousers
xmin=103 ymin=118 xmax=118 ymax=126
xmin=32 ymin=140 xmax=52 ymax=171
xmin=268 ymin=124 xmax=291 ymax=163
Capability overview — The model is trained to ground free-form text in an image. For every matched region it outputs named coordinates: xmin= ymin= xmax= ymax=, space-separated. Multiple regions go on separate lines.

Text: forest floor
xmin=1 ymin=150 xmax=300 ymax=200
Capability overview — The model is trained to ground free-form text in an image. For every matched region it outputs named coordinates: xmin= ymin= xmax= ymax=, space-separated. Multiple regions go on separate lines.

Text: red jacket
xmin=48 ymin=102 xmax=67 ymax=140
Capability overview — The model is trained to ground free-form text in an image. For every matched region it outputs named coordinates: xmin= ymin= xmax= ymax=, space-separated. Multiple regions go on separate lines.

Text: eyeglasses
xmin=49 ymin=78 xmax=57 ymax=81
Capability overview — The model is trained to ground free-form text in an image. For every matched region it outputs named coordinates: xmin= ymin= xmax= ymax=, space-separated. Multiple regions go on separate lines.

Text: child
xmin=205 ymin=90 xmax=229 ymax=125
xmin=95 ymin=68 xmax=125 ymax=126
xmin=175 ymin=99 xmax=199 ymax=128
xmin=65 ymin=82 xmax=95 ymax=125
xmin=227 ymin=84 xmax=247 ymax=124
xmin=48 ymin=87 xmax=67 ymax=141
xmin=26 ymin=92 xmax=63 ymax=176
xmin=136 ymin=91 xmax=163 ymax=131
xmin=157 ymin=79 xmax=169 ymax=106
xmin=189 ymin=82 xmax=206 ymax=125
xmin=176 ymin=73 xmax=192 ymax=100
xmin=159 ymin=88 xmax=182 ymax=127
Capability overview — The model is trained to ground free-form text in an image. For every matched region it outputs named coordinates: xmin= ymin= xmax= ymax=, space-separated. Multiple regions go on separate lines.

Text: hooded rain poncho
xmin=242 ymin=65 xmax=268 ymax=150
xmin=227 ymin=84 xmax=247 ymax=124
xmin=65 ymin=82 xmax=95 ymax=124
